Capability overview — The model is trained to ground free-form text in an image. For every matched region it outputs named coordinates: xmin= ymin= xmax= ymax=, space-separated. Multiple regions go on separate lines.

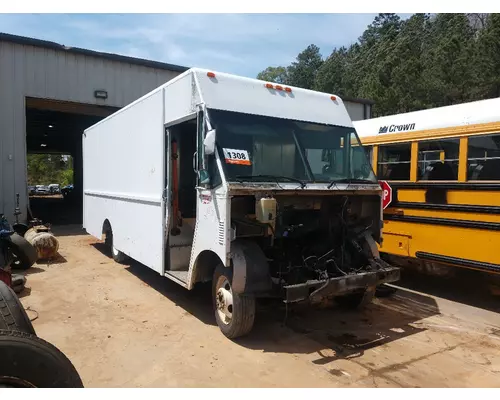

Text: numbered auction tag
xmin=222 ymin=148 xmax=251 ymax=166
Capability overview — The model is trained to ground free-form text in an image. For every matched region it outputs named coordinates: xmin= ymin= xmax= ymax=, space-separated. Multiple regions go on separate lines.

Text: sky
xmin=0 ymin=13 xmax=412 ymax=78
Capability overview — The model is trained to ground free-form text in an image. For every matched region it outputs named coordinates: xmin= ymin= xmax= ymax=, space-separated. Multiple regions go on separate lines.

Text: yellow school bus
xmin=353 ymin=98 xmax=500 ymax=275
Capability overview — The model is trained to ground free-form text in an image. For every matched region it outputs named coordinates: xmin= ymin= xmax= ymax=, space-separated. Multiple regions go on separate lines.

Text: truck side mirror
xmin=204 ymin=129 xmax=216 ymax=155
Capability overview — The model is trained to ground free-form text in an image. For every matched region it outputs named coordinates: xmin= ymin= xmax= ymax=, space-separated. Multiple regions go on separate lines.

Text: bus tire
xmin=0 ymin=281 xmax=36 ymax=335
xmin=0 ymin=330 xmax=84 ymax=388
xmin=335 ymin=286 xmax=376 ymax=309
xmin=212 ymin=264 xmax=255 ymax=339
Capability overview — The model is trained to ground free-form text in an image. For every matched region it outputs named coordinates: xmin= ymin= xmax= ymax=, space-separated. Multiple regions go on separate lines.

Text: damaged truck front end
xmin=197 ymin=101 xmax=400 ymax=339
xmin=228 ymin=190 xmax=400 ymax=309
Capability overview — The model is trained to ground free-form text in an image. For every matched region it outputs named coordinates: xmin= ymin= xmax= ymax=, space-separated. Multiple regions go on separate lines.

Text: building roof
xmin=0 ymin=32 xmax=375 ymax=106
xmin=0 ymin=32 xmax=189 ymax=73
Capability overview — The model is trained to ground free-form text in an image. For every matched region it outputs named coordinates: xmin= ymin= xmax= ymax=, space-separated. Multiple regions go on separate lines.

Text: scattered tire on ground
xmin=4 ymin=233 xmax=38 ymax=271
xmin=0 ymin=330 xmax=84 ymax=388
xmin=0 ymin=281 xmax=35 ymax=335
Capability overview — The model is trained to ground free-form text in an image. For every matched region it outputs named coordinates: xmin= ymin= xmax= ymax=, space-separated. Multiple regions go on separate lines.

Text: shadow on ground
xmin=394 ymin=268 xmax=500 ymax=314
xmin=236 ymin=288 xmax=440 ymax=362
xmin=49 ymin=224 xmax=88 ymax=238
xmin=91 ymin=243 xmax=216 ymax=327
xmin=90 ymin=241 xmax=441 ymax=361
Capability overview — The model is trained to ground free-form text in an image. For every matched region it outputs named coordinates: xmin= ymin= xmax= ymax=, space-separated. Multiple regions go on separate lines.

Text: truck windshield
xmin=207 ymin=109 xmax=377 ymax=185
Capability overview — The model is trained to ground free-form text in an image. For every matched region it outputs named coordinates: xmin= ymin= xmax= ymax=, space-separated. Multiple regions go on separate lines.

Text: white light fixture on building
xmin=94 ymin=89 xmax=108 ymax=99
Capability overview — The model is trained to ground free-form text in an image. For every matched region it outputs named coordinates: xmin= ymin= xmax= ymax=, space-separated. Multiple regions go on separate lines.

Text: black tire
xmin=0 ymin=281 xmax=36 ymax=335
xmin=212 ymin=264 xmax=255 ymax=339
xmin=0 ymin=330 xmax=84 ymax=388
xmin=104 ymin=226 xmax=127 ymax=264
xmin=12 ymin=223 xmax=29 ymax=237
xmin=335 ymin=286 xmax=376 ymax=309
xmin=5 ymin=233 xmax=38 ymax=271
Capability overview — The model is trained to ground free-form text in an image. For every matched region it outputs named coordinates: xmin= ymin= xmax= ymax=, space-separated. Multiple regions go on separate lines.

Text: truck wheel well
xmin=102 ymin=219 xmax=111 ymax=241
xmin=192 ymin=250 xmax=223 ymax=284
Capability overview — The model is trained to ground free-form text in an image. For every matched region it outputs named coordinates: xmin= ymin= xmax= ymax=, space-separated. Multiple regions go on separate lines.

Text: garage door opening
xmin=25 ymin=97 xmax=119 ymax=225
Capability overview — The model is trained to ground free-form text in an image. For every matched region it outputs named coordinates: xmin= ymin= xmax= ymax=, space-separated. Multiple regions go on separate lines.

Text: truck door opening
xmin=165 ymin=118 xmax=197 ymax=282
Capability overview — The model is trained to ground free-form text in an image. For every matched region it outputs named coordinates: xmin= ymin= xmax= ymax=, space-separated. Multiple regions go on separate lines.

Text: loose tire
xmin=0 ymin=281 xmax=36 ymax=335
xmin=335 ymin=286 xmax=376 ymax=309
xmin=12 ymin=223 xmax=29 ymax=237
xmin=212 ymin=264 xmax=255 ymax=339
xmin=5 ymin=233 xmax=38 ymax=271
xmin=0 ymin=330 xmax=84 ymax=388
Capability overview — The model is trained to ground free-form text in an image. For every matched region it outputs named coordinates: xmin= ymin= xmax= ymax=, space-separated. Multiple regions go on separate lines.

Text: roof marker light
xmin=285 ymin=87 xmax=292 ymax=93
xmin=265 ymin=83 xmax=274 ymax=89
xmin=331 ymin=96 xmax=337 ymax=101
xmin=275 ymin=85 xmax=284 ymax=91
xmin=207 ymin=72 xmax=216 ymax=78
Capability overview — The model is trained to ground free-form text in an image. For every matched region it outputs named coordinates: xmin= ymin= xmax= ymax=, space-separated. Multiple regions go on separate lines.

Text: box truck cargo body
xmin=83 ymin=68 xmax=399 ymax=338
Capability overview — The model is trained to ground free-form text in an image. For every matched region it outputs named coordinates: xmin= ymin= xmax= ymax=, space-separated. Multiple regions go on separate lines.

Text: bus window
xmin=418 ymin=138 xmax=460 ymax=181
xmin=468 ymin=133 xmax=500 ymax=181
xmin=377 ymin=143 xmax=411 ymax=180
xmin=363 ymin=145 xmax=373 ymax=164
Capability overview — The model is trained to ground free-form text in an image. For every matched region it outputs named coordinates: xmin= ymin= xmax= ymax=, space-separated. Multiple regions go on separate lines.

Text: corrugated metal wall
xmin=0 ymin=40 xmax=182 ymax=222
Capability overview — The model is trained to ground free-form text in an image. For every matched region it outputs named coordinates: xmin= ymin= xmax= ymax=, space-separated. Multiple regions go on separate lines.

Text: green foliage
xmin=473 ymin=13 xmax=500 ymax=98
xmin=27 ymin=154 xmax=74 ymax=186
xmin=257 ymin=13 xmax=498 ymax=117
xmin=256 ymin=66 xmax=289 ymax=84
xmin=287 ymin=44 xmax=323 ymax=90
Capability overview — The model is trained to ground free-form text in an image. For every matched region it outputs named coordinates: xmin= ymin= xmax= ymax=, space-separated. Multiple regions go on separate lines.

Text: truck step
xmin=164 ymin=270 xmax=189 ymax=286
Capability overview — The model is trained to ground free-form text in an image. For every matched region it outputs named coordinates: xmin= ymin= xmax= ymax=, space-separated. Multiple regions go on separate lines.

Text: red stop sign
xmin=379 ymin=180 xmax=392 ymax=210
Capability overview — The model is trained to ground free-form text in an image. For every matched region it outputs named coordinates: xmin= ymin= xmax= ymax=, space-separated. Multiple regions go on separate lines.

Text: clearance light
xmin=331 ymin=96 xmax=337 ymax=101
xmin=265 ymin=83 xmax=292 ymax=93
xmin=207 ymin=72 xmax=216 ymax=78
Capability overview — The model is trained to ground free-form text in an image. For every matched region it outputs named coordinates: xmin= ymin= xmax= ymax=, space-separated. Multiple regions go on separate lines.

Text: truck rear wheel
xmin=104 ymin=227 xmax=127 ymax=264
xmin=335 ymin=286 xmax=376 ymax=309
xmin=212 ymin=264 xmax=255 ymax=339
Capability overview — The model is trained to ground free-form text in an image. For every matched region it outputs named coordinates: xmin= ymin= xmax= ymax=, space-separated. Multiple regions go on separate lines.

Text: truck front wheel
xmin=212 ymin=264 xmax=255 ymax=339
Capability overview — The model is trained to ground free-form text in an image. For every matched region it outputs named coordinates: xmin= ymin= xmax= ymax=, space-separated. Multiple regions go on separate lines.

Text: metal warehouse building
xmin=0 ymin=32 xmax=374 ymax=225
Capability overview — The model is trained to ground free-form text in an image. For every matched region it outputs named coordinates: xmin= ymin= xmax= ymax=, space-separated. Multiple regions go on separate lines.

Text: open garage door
xmin=25 ymin=97 xmax=119 ymax=226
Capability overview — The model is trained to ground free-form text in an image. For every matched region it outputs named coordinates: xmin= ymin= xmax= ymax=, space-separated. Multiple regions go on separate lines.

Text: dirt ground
xmin=18 ymin=225 xmax=500 ymax=388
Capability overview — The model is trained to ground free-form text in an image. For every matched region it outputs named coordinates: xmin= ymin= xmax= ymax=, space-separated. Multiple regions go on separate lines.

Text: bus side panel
xmin=83 ymin=89 xmax=166 ymax=274
xmin=382 ymin=219 xmax=500 ymax=267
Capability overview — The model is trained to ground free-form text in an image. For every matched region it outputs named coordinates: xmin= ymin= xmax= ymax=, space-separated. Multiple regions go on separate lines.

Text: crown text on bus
xmin=378 ymin=123 xmax=416 ymax=134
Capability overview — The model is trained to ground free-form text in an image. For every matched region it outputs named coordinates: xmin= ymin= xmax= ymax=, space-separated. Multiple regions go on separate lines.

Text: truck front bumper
xmin=282 ymin=265 xmax=401 ymax=304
